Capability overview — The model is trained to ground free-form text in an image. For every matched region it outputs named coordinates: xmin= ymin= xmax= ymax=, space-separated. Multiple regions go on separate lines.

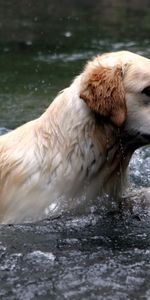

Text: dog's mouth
xmin=139 ymin=133 xmax=150 ymax=142
xmin=121 ymin=130 xmax=150 ymax=151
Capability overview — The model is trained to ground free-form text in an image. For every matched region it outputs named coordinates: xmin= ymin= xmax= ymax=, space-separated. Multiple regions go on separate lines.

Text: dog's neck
xmin=39 ymin=88 xmax=132 ymax=198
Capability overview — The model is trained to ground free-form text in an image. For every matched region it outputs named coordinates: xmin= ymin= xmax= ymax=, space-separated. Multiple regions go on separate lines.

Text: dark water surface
xmin=0 ymin=1 xmax=150 ymax=299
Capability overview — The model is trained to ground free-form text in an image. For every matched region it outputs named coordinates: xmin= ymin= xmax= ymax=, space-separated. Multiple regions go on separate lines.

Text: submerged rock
xmin=129 ymin=147 xmax=150 ymax=188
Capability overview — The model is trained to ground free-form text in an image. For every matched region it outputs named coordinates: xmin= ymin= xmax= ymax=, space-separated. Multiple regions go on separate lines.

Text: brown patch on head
xmin=80 ymin=64 xmax=127 ymax=126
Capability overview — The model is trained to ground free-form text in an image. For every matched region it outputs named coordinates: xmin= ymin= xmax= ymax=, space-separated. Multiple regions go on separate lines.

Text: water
xmin=0 ymin=1 xmax=150 ymax=299
xmin=0 ymin=193 xmax=150 ymax=300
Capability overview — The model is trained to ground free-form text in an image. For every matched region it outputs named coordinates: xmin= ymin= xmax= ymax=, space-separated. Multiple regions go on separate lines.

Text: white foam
xmin=28 ymin=250 xmax=56 ymax=261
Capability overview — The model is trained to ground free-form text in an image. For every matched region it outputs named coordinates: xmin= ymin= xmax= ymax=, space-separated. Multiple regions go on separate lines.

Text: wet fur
xmin=80 ymin=65 xmax=127 ymax=126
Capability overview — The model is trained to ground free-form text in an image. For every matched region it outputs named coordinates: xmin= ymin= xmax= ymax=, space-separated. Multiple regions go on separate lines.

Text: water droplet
xmin=64 ymin=31 xmax=72 ymax=38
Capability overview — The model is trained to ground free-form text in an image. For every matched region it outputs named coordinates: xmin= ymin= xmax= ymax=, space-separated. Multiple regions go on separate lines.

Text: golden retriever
xmin=0 ymin=50 xmax=150 ymax=223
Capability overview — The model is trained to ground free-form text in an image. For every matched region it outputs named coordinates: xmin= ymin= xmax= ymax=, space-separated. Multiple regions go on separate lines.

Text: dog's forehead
xmin=100 ymin=53 xmax=122 ymax=67
xmin=98 ymin=51 xmax=150 ymax=69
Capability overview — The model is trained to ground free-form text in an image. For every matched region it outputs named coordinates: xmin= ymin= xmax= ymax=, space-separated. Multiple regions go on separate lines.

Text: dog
xmin=0 ymin=50 xmax=150 ymax=223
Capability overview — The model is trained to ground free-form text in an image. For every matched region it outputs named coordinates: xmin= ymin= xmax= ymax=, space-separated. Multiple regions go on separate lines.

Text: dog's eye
xmin=141 ymin=86 xmax=150 ymax=97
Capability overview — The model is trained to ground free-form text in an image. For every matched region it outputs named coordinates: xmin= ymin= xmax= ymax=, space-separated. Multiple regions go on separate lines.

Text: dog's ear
xmin=80 ymin=65 xmax=127 ymax=126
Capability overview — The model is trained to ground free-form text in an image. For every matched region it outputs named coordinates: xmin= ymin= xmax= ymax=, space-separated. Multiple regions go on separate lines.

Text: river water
xmin=0 ymin=1 xmax=150 ymax=299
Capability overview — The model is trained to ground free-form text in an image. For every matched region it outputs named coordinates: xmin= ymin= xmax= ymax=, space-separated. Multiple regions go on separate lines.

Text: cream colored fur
xmin=0 ymin=51 xmax=150 ymax=223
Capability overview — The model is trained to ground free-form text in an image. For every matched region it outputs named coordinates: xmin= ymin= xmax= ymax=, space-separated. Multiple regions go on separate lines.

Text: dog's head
xmin=80 ymin=51 xmax=150 ymax=149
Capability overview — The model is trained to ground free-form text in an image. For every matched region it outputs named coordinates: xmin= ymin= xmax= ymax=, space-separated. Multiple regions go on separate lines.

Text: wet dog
xmin=0 ymin=51 xmax=150 ymax=223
